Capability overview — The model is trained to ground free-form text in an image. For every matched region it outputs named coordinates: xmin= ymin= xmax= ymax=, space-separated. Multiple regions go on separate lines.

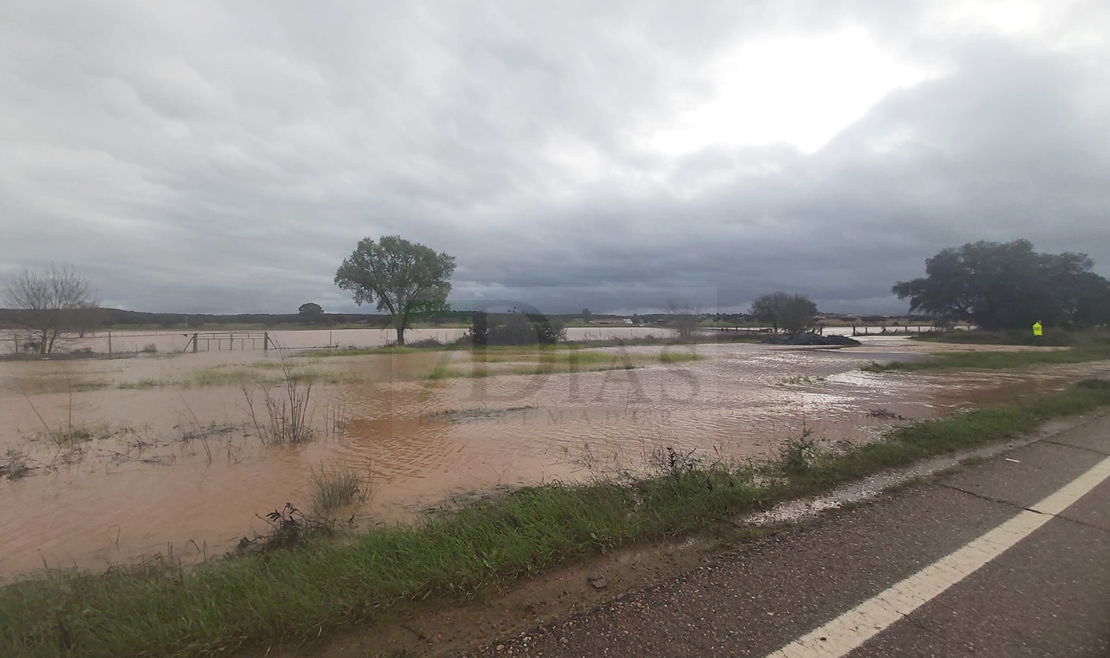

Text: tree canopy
xmin=750 ymin=291 xmax=817 ymax=334
xmin=334 ymin=235 xmax=456 ymax=346
xmin=893 ymin=240 xmax=1110 ymax=330
xmin=297 ymin=302 xmax=324 ymax=324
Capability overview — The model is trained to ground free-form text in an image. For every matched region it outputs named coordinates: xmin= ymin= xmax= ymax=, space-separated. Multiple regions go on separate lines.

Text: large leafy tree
xmin=334 ymin=235 xmax=456 ymax=346
xmin=750 ymin=291 xmax=816 ymax=334
xmin=750 ymin=291 xmax=791 ymax=333
xmin=893 ymin=240 xmax=1110 ymax=330
xmin=297 ymin=302 xmax=324 ymax=324
xmin=778 ymin=295 xmax=819 ymax=334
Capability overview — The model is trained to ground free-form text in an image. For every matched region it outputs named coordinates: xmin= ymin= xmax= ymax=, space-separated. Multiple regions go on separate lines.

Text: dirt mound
xmin=762 ymin=333 xmax=862 ymax=346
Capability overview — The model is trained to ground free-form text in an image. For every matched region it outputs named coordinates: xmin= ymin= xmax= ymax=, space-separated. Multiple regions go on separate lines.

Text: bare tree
xmin=3 ymin=263 xmax=100 ymax=354
xmin=665 ymin=300 xmax=702 ymax=340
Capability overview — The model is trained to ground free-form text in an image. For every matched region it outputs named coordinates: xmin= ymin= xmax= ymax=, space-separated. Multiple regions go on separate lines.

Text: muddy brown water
xmin=1 ymin=334 xmax=1106 ymax=579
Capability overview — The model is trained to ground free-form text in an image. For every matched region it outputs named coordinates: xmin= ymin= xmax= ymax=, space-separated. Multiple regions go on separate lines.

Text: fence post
xmin=192 ymin=333 xmax=198 ymax=353
xmin=108 ymin=331 xmax=112 ymax=357
xmin=264 ymin=332 xmax=269 ymax=352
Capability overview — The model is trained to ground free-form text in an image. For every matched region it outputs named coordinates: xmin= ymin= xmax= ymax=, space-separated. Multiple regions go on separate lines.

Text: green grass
xmin=658 ymin=352 xmax=705 ymax=363
xmin=37 ymin=422 xmax=133 ymax=447
xmin=911 ymin=329 xmax=1095 ymax=347
xmin=117 ymin=378 xmax=166 ymax=390
xmin=863 ymin=343 xmax=1110 ymax=372
xmin=3 ymin=379 xmax=1109 ymax=658
xmin=301 ymin=346 xmax=421 ymax=358
xmin=308 ymin=465 xmax=371 ymax=517
xmin=471 ymin=349 xmax=613 ymax=365
xmin=286 ymin=369 xmax=362 ymax=386
xmin=788 ymin=378 xmax=1110 ymax=492
xmin=186 ymin=368 xmax=260 ymax=388
xmin=426 ymin=362 xmax=638 ymax=380
xmin=7 ymin=374 xmax=110 ymax=395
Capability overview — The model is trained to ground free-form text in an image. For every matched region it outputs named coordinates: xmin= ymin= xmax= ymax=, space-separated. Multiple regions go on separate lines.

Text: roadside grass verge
xmin=863 ymin=343 xmax=1110 ymax=372
xmin=4 ymin=379 xmax=1109 ymax=658
xmin=911 ymin=328 xmax=1110 ymax=347
xmin=788 ymin=378 xmax=1110 ymax=492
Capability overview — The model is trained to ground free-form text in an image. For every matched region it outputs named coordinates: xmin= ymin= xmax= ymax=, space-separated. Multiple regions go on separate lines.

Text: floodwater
xmin=1 ymin=333 xmax=1106 ymax=579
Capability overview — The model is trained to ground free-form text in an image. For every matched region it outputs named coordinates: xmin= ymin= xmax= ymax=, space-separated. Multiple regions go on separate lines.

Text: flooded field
xmin=1 ymin=332 xmax=1106 ymax=579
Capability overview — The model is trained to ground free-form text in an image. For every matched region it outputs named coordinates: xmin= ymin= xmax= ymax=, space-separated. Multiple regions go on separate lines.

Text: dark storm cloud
xmin=2 ymin=1 xmax=1108 ymax=314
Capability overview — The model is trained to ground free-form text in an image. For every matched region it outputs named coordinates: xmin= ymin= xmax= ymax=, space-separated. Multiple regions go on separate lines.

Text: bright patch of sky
xmin=648 ymin=27 xmax=935 ymax=155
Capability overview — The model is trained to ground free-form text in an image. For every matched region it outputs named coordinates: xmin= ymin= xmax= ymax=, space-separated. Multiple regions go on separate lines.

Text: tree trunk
xmin=393 ymin=317 xmax=406 ymax=346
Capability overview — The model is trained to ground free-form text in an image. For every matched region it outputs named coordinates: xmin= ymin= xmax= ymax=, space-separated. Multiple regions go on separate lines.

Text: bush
xmin=467 ymin=312 xmax=566 ymax=346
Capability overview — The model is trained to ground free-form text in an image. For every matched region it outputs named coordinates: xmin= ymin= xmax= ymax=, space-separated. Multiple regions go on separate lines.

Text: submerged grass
xmin=309 ymin=465 xmax=371 ymax=517
xmin=301 ymin=346 xmax=420 ymax=358
xmin=187 ymin=368 xmax=259 ymax=388
xmin=658 ymin=351 xmax=704 ymax=363
xmin=117 ymin=377 xmax=166 ymax=390
xmin=426 ymin=362 xmax=638 ymax=380
xmin=3 ymin=379 xmax=1109 ymax=658
xmin=8 ymin=374 xmax=110 ymax=395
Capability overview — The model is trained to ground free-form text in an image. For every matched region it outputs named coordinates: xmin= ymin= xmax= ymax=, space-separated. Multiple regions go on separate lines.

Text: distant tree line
xmin=893 ymin=240 xmax=1110 ymax=330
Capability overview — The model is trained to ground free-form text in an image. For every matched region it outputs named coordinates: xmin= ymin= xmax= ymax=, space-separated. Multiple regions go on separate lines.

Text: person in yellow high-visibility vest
xmin=1032 ymin=320 xmax=1043 ymax=344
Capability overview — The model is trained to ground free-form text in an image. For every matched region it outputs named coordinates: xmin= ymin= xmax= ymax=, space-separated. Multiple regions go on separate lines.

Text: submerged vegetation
xmin=658 ymin=351 xmax=704 ymax=363
xmin=309 ymin=464 xmax=371 ymax=517
xmin=242 ymin=357 xmax=317 ymax=445
xmin=3 ymin=379 xmax=1109 ymax=658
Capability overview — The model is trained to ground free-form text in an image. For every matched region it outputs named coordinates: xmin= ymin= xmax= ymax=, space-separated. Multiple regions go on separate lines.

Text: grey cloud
xmin=2 ymin=1 xmax=1108 ymax=315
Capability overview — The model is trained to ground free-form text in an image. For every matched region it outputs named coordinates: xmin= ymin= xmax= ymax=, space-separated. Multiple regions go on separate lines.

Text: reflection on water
xmin=1 ymin=336 xmax=1106 ymax=578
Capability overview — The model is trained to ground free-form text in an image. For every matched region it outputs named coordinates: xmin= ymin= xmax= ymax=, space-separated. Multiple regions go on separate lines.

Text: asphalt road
xmin=468 ymin=414 xmax=1110 ymax=657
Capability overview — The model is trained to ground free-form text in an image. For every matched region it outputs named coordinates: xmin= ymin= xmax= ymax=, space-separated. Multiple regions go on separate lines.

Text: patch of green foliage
xmin=185 ymin=368 xmax=259 ymax=388
xmin=301 ymin=346 xmax=420 ymax=358
xmin=116 ymin=378 xmax=165 ymax=390
xmin=911 ymin=328 xmax=1101 ymax=347
xmin=9 ymin=374 xmax=110 ymax=395
xmin=658 ymin=352 xmax=705 ymax=363
xmin=863 ymin=343 xmax=1110 ymax=373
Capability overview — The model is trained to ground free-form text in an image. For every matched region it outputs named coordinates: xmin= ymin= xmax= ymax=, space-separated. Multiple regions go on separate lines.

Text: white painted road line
xmin=765 ymin=456 xmax=1110 ymax=658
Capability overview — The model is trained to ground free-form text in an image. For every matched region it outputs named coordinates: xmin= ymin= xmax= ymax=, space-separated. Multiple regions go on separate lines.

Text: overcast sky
xmin=2 ymin=1 xmax=1108 ymax=315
